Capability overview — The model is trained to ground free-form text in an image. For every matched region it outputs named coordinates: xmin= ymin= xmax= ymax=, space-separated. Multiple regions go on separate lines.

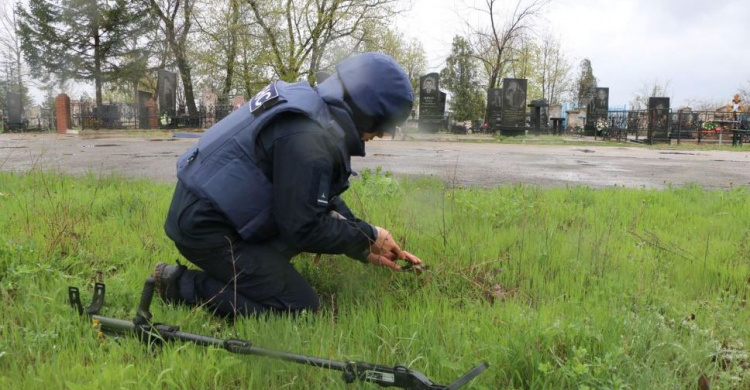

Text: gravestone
xmin=418 ymin=73 xmax=444 ymax=132
xmin=138 ymin=91 xmax=153 ymax=129
xmin=585 ymin=87 xmax=609 ymax=135
xmin=157 ymin=69 xmax=177 ymax=118
xmin=500 ymin=78 xmax=527 ymax=135
xmin=201 ymin=91 xmax=219 ymax=127
xmin=549 ymin=104 xmax=564 ymax=135
xmin=673 ymin=107 xmax=694 ymax=139
xmin=648 ymin=97 xmax=670 ymax=141
xmin=6 ymin=91 xmax=23 ymax=128
xmin=528 ymin=99 xmax=549 ymax=133
xmin=438 ymin=91 xmax=446 ymax=121
xmin=96 ymin=104 xmax=120 ymax=128
xmin=486 ymin=88 xmax=503 ymax=131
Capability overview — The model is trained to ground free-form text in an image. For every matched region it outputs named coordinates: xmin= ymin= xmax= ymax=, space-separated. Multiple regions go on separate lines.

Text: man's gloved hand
xmin=368 ymin=226 xmax=422 ymax=270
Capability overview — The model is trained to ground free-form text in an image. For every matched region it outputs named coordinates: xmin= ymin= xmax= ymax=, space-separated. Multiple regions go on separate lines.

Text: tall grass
xmin=0 ymin=169 xmax=747 ymax=389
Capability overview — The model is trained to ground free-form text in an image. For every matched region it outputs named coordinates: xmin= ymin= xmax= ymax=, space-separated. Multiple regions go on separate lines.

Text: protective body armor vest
xmin=176 ymin=81 xmax=351 ymax=241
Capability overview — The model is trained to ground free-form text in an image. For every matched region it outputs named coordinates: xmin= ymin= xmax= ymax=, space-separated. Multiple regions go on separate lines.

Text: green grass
xmin=0 ymin=169 xmax=748 ymax=389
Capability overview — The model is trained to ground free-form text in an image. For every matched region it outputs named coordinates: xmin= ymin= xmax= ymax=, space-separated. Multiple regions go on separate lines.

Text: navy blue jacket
xmin=165 ymin=80 xmax=375 ymax=261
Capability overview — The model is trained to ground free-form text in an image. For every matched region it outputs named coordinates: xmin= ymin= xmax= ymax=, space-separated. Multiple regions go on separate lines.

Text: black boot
xmin=152 ymin=261 xmax=187 ymax=304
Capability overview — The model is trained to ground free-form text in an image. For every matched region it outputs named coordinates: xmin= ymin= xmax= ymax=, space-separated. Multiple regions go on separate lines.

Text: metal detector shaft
xmin=70 ymin=278 xmax=488 ymax=389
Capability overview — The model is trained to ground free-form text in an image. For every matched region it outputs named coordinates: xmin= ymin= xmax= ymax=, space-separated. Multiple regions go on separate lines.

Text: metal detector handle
xmin=446 ymin=362 xmax=489 ymax=390
xmin=134 ymin=277 xmax=156 ymax=324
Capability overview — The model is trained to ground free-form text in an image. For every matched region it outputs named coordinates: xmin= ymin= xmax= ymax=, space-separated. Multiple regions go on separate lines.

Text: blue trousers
xmin=174 ymin=238 xmax=320 ymax=317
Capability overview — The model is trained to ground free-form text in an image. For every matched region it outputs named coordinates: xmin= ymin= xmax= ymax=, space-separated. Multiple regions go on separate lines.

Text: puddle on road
xmin=0 ymin=146 xmax=27 ymax=149
xmin=148 ymin=138 xmax=177 ymax=142
xmin=83 ymin=144 xmax=121 ymax=147
xmin=659 ymin=151 xmax=697 ymax=155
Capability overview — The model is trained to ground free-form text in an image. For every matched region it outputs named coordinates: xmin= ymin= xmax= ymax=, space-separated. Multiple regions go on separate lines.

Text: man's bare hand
xmin=368 ymin=227 xmax=423 ymax=270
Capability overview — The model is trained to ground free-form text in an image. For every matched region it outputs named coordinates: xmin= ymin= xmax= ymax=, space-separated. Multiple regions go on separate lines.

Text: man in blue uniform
xmin=155 ymin=52 xmax=422 ymax=317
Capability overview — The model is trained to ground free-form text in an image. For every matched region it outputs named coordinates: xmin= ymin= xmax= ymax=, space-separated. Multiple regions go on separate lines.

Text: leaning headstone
xmin=418 ymin=73 xmax=443 ymax=132
xmin=157 ymin=69 xmax=177 ymax=118
xmin=648 ymin=97 xmax=670 ymax=141
xmin=486 ymin=88 xmax=503 ymax=131
xmin=500 ymin=78 xmax=527 ymax=135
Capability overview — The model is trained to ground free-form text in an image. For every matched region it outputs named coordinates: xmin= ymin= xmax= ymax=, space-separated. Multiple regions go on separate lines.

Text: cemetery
xmin=0 ymin=1 xmax=748 ymax=389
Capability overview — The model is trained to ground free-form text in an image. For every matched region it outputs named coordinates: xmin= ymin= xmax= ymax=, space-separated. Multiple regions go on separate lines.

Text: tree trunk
xmin=175 ymin=51 xmax=198 ymax=117
xmin=221 ymin=0 xmax=239 ymax=101
xmin=93 ymin=28 xmax=102 ymax=109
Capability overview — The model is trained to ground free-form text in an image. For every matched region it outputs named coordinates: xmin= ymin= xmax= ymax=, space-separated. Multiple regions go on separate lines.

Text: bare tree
xmin=246 ymin=0 xmax=403 ymax=84
xmin=149 ymin=0 xmax=199 ymax=117
xmin=0 ymin=2 xmax=28 ymax=107
xmin=629 ymin=79 xmax=672 ymax=110
xmin=468 ymin=0 xmax=550 ymax=89
xmin=192 ymin=0 xmax=244 ymax=103
xmin=534 ymin=31 xmax=572 ymax=105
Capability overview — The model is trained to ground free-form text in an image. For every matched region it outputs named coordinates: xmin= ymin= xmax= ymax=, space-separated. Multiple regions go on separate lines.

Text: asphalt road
xmin=1 ymin=132 xmax=749 ymax=189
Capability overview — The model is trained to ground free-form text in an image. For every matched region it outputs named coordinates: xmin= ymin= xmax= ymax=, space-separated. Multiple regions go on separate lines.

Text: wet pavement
xmin=1 ymin=132 xmax=748 ymax=189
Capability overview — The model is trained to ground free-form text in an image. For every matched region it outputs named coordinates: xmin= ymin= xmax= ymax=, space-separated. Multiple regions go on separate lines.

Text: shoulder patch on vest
xmin=249 ymin=82 xmax=280 ymax=114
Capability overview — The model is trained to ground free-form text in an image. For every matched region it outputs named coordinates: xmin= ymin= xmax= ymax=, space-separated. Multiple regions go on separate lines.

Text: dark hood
xmin=317 ymin=73 xmax=366 ymax=157
xmin=333 ymin=52 xmax=414 ymax=134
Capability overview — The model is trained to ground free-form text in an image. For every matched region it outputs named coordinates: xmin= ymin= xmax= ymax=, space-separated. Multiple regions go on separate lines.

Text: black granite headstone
xmin=418 ymin=73 xmax=444 ymax=132
xmin=528 ymin=99 xmax=549 ymax=133
xmin=96 ymin=104 xmax=120 ymax=128
xmin=584 ymin=87 xmax=609 ymax=135
xmin=592 ymin=87 xmax=609 ymax=121
xmin=157 ymin=69 xmax=177 ymax=116
xmin=6 ymin=91 xmax=22 ymax=125
xmin=501 ymin=78 xmax=527 ymax=132
xmin=648 ymin=97 xmax=670 ymax=140
xmin=486 ymin=88 xmax=503 ymax=130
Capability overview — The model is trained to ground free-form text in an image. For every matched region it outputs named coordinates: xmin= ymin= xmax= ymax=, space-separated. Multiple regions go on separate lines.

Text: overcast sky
xmin=396 ymin=0 xmax=750 ymax=108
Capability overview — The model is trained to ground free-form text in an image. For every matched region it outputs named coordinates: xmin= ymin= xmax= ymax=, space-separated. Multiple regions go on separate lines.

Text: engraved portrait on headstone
xmin=593 ymin=88 xmax=609 ymax=113
xmin=418 ymin=73 xmax=443 ymax=132
xmin=504 ymin=79 xmax=526 ymax=109
xmin=501 ymin=78 xmax=527 ymax=128
xmin=422 ymin=76 xmax=436 ymax=95
xmin=488 ymin=89 xmax=503 ymax=109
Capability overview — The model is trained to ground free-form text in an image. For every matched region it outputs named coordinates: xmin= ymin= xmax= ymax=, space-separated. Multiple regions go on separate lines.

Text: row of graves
xmin=486 ymin=78 xmax=552 ymax=136
xmin=416 ymin=74 xmax=552 ymax=136
xmin=583 ymin=92 xmax=749 ymax=144
xmin=2 ymin=91 xmax=57 ymax=133
xmin=415 ymin=72 xmax=747 ymax=144
xmin=19 ymin=69 xmax=248 ymax=133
